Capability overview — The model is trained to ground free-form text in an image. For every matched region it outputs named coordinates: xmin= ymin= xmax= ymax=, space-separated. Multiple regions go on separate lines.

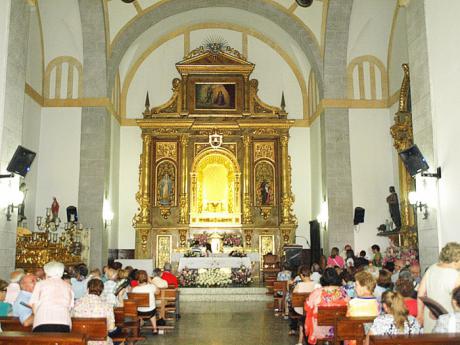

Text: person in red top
xmin=395 ymin=277 xmax=418 ymax=317
xmin=161 ymin=263 xmax=178 ymax=288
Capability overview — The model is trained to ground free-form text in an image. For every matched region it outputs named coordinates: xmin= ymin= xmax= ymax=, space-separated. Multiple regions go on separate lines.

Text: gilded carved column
xmin=242 ymin=135 xmax=253 ymax=223
xmin=179 ymin=134 xmax=189 ymax=224
xmin=390 ymin=64 xmax=417 ymax=248
xmin=133 ymin=132 xmax=152 ymax=258
xmin=280 ymin=134 xmax=290 ymax=224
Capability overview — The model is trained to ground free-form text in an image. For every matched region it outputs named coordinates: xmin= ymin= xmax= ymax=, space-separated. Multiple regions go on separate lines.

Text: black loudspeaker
xmin=354 ymin=207 xmax=365 ymax=225
xmin=7 ymin=145 xmax=36 ymax=177
xmin=309 ymin=220 xmax=321 ymax=265
xmin=284 ymin=245 xmax=311 ymax=274
xmin=296 ymin=0 xmax=313 ymax=7
xmin=399 ymin=144 xmax=429 ymax=176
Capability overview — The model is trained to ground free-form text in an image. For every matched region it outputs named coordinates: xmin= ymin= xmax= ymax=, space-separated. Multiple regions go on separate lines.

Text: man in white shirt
xmin=150 ymin=268 xmax=168 ymax=289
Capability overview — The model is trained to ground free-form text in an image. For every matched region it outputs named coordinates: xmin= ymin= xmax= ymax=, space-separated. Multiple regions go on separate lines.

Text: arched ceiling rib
xmin=107 ymin=0 xmax=324 ymax=97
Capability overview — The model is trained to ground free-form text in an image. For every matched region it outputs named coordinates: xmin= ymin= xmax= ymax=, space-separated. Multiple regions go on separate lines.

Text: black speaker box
xmin=309 ymin=220 xmax=321 ymax=265
xmin=7 ymin=145 xmax=36 ymax=177
xmin=354 ymin=207 xmax=365 ymax=225
xmin=399 ymin=144 xmax=429 ymax=176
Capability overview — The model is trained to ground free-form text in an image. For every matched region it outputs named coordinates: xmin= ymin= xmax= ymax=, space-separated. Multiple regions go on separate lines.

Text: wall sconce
xmin=408 ymin=191 xmax=428 ymax=219
xmin=317 ymin=201 xmax=328 ymax=230
xmin=103 ymin=200 xmax=114 ymax=229
xmin=6 ymin=189 xmax=25 ymax=221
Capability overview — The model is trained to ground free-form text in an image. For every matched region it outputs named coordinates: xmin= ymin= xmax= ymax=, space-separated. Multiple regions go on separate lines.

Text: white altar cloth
xmin=178 ymin=257 xmax=252 ymax=271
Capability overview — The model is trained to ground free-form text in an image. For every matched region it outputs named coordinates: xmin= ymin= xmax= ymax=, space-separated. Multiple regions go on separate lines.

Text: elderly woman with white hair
xmin=29 ymin=261 xmax=74 ymax=333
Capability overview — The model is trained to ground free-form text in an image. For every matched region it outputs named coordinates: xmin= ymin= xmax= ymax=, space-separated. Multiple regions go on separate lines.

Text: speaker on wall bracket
xmin=353 ymin=207 xmax=365 ymax=225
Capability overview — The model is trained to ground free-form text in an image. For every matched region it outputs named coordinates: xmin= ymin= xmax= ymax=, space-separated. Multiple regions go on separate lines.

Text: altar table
xmin=178 ymin=256 xmax=252 ymax=271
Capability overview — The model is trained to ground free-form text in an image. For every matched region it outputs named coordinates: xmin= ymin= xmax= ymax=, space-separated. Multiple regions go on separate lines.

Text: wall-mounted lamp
xmin=408 ymin=191 xmax=428 ymax=219
xmin=317 ymin=201 xmax=328 ymax=230
xmin=6 ymin=189 xmax=25 ymax=221
xmin=103 ymin=200 xmax=114 ymax=228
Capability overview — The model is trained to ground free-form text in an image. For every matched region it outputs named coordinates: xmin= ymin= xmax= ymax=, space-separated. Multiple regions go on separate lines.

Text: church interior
xmin=1 ymin=0 xmax=460 ymax=344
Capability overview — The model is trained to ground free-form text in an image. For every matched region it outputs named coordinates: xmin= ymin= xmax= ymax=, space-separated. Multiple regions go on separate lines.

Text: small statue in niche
xmin=158 ymin=172 xmax=173 ymax=206
xmin=51 ymin=197 xmax=60 ymax=221
xmin=260 ymin=180 xmax=272 ymax=205
xmin=386 ymin=186 xmax=402 ymax=230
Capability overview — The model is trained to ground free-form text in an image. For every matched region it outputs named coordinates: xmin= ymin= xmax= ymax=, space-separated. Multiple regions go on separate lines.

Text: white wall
xmin=388 ymin=6 xmax=409 ymax=96
xmin=349 ymin=108 xmax=396 ymax=254
xmin=118 ymin=126 xmax=142 ymax=249
xmin=33 ymin=108 xmax=81 ymax=226
xmin=107 ymin=116 xmax=120 ymax=249
xmin=425 ymin=0 xmax=460 ymax=245
xmin=22 ymin=95 xmax=42 ymax=229
xmin=38 ymin=0 xmax=83 ymax=65
xmin=25 ymin=6 xmax=43 ymax=92
xmin=289 ymin=127 xmax=311 ymax=245
xmin=348 ymin=0 xmax=396 ymax=64
xmin=0 ymin=0 xmax=11 ymax=160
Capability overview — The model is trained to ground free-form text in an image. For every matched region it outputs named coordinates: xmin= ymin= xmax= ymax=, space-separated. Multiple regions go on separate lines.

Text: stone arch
xmin=107 ymin=0 xmax=323 ymax=98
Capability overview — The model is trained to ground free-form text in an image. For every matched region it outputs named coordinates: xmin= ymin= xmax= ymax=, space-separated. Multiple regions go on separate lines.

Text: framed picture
xmin=195 ymin=83 xmax=236 ymax=110
xmin=187 ymin=75 xmax=244 ymax=115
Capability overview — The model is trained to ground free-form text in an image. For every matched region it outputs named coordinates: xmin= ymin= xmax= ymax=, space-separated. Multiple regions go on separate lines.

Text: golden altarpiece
xmin=132 ymin=45 xmax=297 ymax=269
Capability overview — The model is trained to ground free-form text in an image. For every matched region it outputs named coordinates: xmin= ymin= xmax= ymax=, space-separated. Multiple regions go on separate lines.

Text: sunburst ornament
xmin=203 ymin=36 xmax=229 ymax=54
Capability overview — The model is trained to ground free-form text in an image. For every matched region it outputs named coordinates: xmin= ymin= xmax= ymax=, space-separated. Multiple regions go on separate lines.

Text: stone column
xmin=405 ymin=0 xmax=439 ymax=268
xmin=321 ymin=0 xmax=354 ymax=252
xmin=242 ymin=135 xmax=253 ymax=224
xmin=178 ymin=134 xmax=189 ymax=224
xmin=78 ymin=0 xmax=110 ymax=268
xmin=0 ymin=0 xmax=29 ymax=278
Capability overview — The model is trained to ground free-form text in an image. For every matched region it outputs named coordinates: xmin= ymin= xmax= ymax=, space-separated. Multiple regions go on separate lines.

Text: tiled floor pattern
xmin=138 ymin=301 xmax=296 ymax=345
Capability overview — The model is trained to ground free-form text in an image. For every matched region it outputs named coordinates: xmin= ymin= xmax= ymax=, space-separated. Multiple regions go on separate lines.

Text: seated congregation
xmin=0 ymin=260 xmax=179 ymax=344
xmin=271 ymin=242 xmax=460 ymax=345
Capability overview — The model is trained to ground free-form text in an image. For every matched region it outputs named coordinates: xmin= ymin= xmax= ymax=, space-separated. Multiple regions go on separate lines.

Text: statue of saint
xmin=260 ymin=180 xmax=272 ymax=205
xmin=158 ymin=173 xmax=173 ymax=206
xmin=386 ymin=186 xmax=402 ymax=230
xmin=51 ymin=197 xmax=59 ymax=221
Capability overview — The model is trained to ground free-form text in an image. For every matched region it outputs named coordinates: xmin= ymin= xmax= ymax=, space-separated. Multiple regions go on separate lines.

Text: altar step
xmin=179 ymin=286 xmax=272 ymax=302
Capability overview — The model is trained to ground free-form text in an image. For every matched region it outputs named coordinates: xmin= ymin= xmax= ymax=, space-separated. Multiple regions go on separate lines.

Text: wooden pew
xmin=289 ymin=292 xmax=310 ymax=320
xmin=316 ymin=305 xmax=348 ymax=345
xmin=72 ymin=317 xmax=107 ymax=342
xmin=158 ymin=288 xmax=177 ymax=332
xmin=273 ymin=280 xmax=288 ymax=313
xmin=120 ymin=299 xmax=145 ymax=342
xmin=0 ymin=331 xmax=87 ymax=345
xmin=0 ymin=316 xmax=32 ymax=332
xmin=336 ymin=316 xmax=376 ymax=344
xmin=369 ymin=333 xmax=460 ymax=344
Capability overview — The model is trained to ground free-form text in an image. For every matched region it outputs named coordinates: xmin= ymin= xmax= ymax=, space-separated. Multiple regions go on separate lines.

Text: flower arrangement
xmin=222 ymin=233 xmax=242 ymax=247
xmin=178 ymin=267 xmax=198 ymax=287
xmin=189 ymin=233 xmax=209 ymax=246
xmin=195 ymin=268 xmax=232 ymax=287
xmin=178 ymin=266 xmax=252 ymax=287
xmin=183 ymin=249 xmax=204 ymax=257
xmin=383 ymin=240 xmax=419 ymax=266
xmin=231 ymin=265 xmax=252 ymax=286
xmin=229 ymin=250 xmax=247 ymax=257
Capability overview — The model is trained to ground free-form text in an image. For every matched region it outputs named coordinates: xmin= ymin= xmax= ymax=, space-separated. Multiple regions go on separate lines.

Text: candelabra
xmin=16 ymin=209 xmax=89 ymax=269
xmin=36 ymin=208 xmax=61 ymax=232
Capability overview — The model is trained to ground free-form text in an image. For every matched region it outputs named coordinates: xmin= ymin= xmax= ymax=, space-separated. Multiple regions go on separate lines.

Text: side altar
xmin=132 ymin=43 xmax=297 ymax=272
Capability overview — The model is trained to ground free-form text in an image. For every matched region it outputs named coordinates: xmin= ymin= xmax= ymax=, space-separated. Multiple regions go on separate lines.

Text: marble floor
xmin=138 ymin=301 xmax=298 ymax=345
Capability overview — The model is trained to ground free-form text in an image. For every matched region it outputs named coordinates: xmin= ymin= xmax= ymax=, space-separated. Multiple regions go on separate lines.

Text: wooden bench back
xmin=291 ymin=292 xmax=310 ymax=308
xmin=0 ymin=316 xmax=32 ymax=332
xmin=160 ymin=288 xmax=177 ymax=300
xmin=0 ymin=331 xmax=87 ymax=345
xmin=71 ymin=317 xmax=107 ymax=341
xmin=123 ymin=299 xmax=139 ymax=318
xmin=336 ymin=316 xmax=376 ymax=342
xmin=369 ymin=333 xmax=460 ymax=344
xmin=127 ymin=292 xmax=150 ymax=307
xmin=317 ymin=305 xmax=348 ymax=326
xmin=273 ymin=281 xmax=288 ymax=296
